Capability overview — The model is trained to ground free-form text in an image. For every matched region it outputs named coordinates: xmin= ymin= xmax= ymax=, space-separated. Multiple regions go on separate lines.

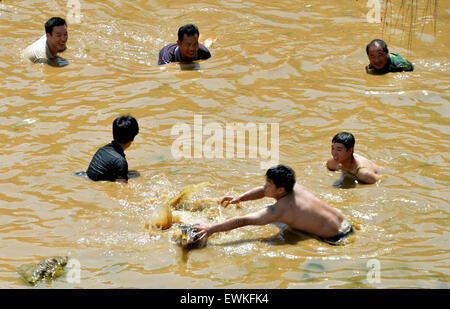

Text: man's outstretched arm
xmin=195 ymin=205 xmax=280 ymax=240
xmin=221 ymin=186 xmax=265 ymax=206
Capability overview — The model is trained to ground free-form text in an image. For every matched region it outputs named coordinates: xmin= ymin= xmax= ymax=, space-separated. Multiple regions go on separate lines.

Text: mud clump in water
xmin=172 ymin=224 xmax=207 ymax=249
xmin=17 ymin=256 xmax=69 ymax=286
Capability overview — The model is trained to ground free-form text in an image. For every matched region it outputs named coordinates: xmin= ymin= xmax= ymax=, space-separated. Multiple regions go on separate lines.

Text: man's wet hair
xmin=113 ymin=115 xmax=139 ymax=144
xmin=265 ymin=164 xmax=296 ymax=193
xmin=178 ymin=24 xmax=200 ymax=42
xmin=332 ymin=132 xmax=355 ymax=150
xmin=45 ymin=17 xmax=67 ymax=35
xmin=366 ymin=39 xmax=388 ymax=55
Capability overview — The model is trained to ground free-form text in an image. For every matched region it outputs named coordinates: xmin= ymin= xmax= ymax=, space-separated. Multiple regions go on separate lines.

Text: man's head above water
xmin=45 ymin=17 xmax=68 ymax=55
xmin=331 ymin=132 xmax=355 ymax=164
xmin=332 ymin=131 xmax=355 ymax=151
xmin=264 ymin=164 xmax=296 ymax=198
xmin=177 ymin=24 xmax=200 ymax=61
xmin=366 ymin=39 xmax=390 ymax=70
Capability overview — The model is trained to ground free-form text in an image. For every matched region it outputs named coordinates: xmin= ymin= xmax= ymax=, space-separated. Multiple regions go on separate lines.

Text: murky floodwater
xmin=0 ymin=0 xmax=449 ymax=288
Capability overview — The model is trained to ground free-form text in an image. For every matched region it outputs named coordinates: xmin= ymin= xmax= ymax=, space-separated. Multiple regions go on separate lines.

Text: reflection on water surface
xmin=0 ymin=0 xmax=448 ymax=288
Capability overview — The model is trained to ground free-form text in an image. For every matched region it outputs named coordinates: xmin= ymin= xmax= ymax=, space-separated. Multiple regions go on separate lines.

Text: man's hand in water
xmin=194 ymin=224 xmax=212 ymax=241
xmin=199 ymin=35 xmax=217 ymax=49
xmin=220 ymin=196 xmax=240 ymax=207
xmin=365 ymin=65 xmax=377 ymax=75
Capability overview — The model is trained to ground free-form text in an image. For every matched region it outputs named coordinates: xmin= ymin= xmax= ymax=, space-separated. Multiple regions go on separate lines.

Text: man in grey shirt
xmin=22 ymin=17 xmax=69 ymax=66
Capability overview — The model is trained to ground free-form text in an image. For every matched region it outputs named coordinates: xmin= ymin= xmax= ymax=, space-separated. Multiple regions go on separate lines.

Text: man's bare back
xmin=270 ymin=184 xmax=344 ymax=238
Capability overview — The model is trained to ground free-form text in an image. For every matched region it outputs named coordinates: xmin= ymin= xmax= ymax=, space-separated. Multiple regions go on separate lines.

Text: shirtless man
xmin=195 ymin=164 xmax=353 ymax=245
xmin=327 ymin=132 xmax=381 ymax=184
xmin=22 ymin=17 xmax=69 ymax=66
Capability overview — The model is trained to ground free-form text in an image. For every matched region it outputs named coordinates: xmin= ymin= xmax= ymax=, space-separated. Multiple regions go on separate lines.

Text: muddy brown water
xmin=0 ymin=0 xmax=448 ymax=288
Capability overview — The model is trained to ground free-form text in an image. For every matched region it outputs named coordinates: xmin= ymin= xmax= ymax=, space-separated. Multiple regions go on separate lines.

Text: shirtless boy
xmin=327 ymin=132 xmax=381 ymax=184
xmin=195 ymin=164 xmax=353 ymax=245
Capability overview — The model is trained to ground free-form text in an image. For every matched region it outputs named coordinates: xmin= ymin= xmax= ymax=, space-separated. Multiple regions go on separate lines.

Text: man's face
xmin=177 ymin=33 xmax=199 ymax=60
xmin=263 ymin=178 xmax=284 ymax=198
xmin=368 ymin=44 xmax=389 ymax=69
xmin=331 ymin=142 xmax=353 ymax=163
xmin=47 ymin=25 xmax=68 ymax=53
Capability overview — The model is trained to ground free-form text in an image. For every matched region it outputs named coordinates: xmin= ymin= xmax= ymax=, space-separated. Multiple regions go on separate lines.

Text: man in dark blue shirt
xmin=87 ymin=115 xmax=139 ymax=183
xmin=158 ymin=24 xmax=211 ymax=65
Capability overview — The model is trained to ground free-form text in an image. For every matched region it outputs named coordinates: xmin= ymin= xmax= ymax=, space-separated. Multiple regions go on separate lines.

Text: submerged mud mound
xmin=17 ymin=256 xmax=68 ymax=286
xmin=171 ymin=224 xmax=208 ymax=249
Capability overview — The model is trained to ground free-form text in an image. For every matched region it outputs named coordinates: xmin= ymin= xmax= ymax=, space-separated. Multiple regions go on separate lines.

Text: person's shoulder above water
xmin=365 ymin=38 xmax=414 ymax=74
xmin=388 ymin=52 xmax=414 ymax=72
xmin=158 ymin=23 xmax=213 ymax=65
xmin=197 ymin=43 xmax=211 ymax=59
xmin=22 ymin=34 xmax=49 ymax=63
xmin=86 ymin=141 xmax=128 ymax=182
xmin=158 ymin=43 xmax=178 ymax=65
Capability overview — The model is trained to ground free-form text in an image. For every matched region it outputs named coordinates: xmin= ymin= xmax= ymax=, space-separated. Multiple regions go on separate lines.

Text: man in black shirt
xmin=158 ymin=24 xmax=212 ymax=65
xmin=87 ymin=115 xmax=139 ymax=183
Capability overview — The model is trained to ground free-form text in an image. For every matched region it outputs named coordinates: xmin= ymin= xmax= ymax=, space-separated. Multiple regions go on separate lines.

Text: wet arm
xmin=221 ymin=186 xmax=265 ymax=206
xmin=238 ymin=186 xmax=266 ymax=202
xmin=357 ymin=170 xmax=380 ymax=184
xmin=196 ymin=205 xmax=279 ymax=239
xmin=403 ymin=60 xmax=414 ymax=72
xmin=114 ymin=158 xmax=129 ymax=184
xmin=326 ymin=157 xmax=337 ymax=171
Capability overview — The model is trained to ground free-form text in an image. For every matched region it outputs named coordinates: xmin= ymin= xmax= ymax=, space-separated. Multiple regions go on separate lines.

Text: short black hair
xmin=45 ymin=17 xmax=67 ymax=35
xmin=265 ymin=164 xmax=296 ymax=193
xmin=366 ymin=39 xmax=388 ymax=55
xmin=113 ymin=115 xmax=139 ymax=144
xmin=332 ymin=132 xmax=355 ymax=150
xmin=178 ymin=24 xmax=199 ymax=42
